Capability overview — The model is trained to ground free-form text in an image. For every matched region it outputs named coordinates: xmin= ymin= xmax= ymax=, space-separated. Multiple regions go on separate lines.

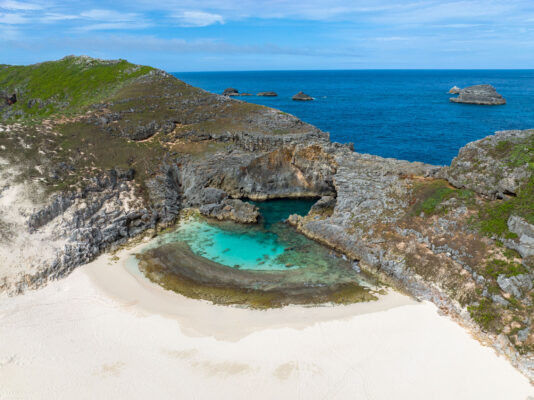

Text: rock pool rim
xmin=136 ymin=241 xmax=381 ymax=309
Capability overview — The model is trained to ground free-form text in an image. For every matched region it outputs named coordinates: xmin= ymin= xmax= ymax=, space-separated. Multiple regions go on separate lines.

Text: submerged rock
xmin=449 ymin=84 xmax=506 ymax=105
xmin=292 ymin=91 xmax=313 ymax=101
xmin=257 ymin=91 xmax=278 ymax=97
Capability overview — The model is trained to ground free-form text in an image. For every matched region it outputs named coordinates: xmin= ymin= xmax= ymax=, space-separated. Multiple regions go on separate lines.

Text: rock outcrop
xmin=448 ymin=86 xmax=461 ymax=94
xmin=449 ymin=84 xmax=506 ymax=105
xmin=508 ymin=216 xmax=534 ymax=258
xmin=440 ymin=130 xmax=533 ymax=198
xmin=292 ymin=91 xmax=313 ymax=101
xmin=257 ymin=91 xmax=278 ymax=97
xmin=222 ymin=88 xmax=239 ymax=96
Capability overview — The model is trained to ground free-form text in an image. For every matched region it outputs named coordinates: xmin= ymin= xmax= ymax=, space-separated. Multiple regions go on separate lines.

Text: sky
xmin=1 ymin=0 xmax=534 ymax=71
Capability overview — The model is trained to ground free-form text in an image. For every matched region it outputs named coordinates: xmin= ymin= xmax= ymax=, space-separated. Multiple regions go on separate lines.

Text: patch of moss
xmin=484 ymin=259 xmax=528 ymax=279
xmin=411 ymin=179 xmax=474 ymax=216
xmin=475 ymin=177 xmax=534 ymax=238
xmin=468 ymin=298 xmax=499 ymax=331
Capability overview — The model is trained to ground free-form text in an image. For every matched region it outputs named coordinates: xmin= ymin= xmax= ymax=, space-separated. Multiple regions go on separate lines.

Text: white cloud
xmin=80 ymin=9 xmax=140 ymax=22
xmin=40 ymin=12 xmax=78 ymax=22
xmin=173 ymin=10 xmax=224 ymax=27
xmin=0 ymin=0 xmax=42 ymax=11
xmin=75 ymin=22 xmax=151 ymax=32
xmin=0 ymin=12 xmax=27 ymax=23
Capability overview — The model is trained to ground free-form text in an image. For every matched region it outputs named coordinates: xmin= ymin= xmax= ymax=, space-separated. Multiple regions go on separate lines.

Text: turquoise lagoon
xmin=149 ymin=198 xmax=331 ymax=272
xmin=135 ymin=198 xmax=380 ymax=306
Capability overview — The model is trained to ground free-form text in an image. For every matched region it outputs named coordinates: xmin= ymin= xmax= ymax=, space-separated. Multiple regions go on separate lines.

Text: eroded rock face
xmin=449 ymin=84 xmax=506 ymax=105
xmin=440 ymin=130 xmax=534 ymax=198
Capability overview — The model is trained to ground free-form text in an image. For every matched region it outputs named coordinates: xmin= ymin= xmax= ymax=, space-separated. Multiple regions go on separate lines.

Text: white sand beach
xmin=1 ymin=242 xmax=533 ymax=400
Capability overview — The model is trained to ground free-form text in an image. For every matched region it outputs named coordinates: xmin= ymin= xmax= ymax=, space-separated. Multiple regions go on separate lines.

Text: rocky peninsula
xmin=450 ymin=84 xmax=506 ymax=105
xmin=0 ymin=56 xmax=533 ymax=383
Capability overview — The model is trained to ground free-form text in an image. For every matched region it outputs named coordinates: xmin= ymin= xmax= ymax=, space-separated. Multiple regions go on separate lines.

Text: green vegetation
xmin=411 ymin=179 xmax=474 ymax=216
xmin=483 ymin=259 xmax=528 ymax=279
xmin=475 ymin=137 xmax=534 ymax=239
xmin=0 ymin=56 xmax=153 ymax=121
xmin=467 ymin=298 xmax=499 ymax=331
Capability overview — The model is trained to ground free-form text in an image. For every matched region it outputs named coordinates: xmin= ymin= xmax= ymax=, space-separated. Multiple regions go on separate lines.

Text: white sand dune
xmin=1 ymin=242 xmax=533 ymax=400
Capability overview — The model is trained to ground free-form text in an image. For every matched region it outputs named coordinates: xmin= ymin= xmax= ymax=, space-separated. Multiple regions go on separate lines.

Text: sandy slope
xmin=1 ymin=243 xmax=533 ymax=400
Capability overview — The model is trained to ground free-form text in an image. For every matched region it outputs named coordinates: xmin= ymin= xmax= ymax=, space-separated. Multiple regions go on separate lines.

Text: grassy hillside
xmin=0 ymin=56 xmax=153 ymax=121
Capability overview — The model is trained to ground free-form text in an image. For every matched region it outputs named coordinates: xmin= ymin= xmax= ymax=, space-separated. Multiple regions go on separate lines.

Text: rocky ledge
xmin=449 ymin=84 xmax=506 ymax=105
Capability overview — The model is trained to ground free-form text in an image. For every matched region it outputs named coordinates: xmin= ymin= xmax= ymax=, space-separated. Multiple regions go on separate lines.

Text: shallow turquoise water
xmin=164 ymin=199 xmax=317 ymax=271
xmin=144 ymin=198 xmax=358 ymax=272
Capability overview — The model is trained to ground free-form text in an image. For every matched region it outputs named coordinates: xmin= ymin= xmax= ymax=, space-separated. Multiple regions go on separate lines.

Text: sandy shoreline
xmin=1 ymin=242 xmax=533 ymax=399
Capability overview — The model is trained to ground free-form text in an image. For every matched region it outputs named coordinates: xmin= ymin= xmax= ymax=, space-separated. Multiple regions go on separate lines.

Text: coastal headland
xmin=1 ymin=56 xmax=534 ymax=387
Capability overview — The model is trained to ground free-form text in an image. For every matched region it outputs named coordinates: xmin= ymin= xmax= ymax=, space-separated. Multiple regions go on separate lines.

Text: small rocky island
xmin=0 ymin=56 xmax=533 ymax=383
xmin=449 ymin=84 xmax=506 ymax=105
xmin=292 ymin=91 xmax=313 ymax=101
xmin=222 ymin=87 xmax=239 ymax=96
xmin=257 ymin=91 xmax=278 ymax=97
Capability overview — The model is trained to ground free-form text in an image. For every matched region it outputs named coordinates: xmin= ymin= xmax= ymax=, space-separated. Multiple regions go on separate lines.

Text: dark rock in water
xmin=448 ymin=86 xmax=461 ymax=94
xmin=238 ymin=93 xmax=253 ymax=96
xmin=257 ymin=91 xmax=278 ymax=97
xmin=449 ymin=84 xmax=506 ymax=105
xmin=223 ymin=88 xmax=239 ymax=96
xmin=292 ymin=91 xmax=313 ymax=101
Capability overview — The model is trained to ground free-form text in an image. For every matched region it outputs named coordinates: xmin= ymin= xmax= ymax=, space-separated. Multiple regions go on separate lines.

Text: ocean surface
xmin=174 ymin=70 xmax=534 ymax=166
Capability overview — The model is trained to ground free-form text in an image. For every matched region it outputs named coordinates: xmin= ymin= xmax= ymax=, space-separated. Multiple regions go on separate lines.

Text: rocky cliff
xmin=1 ymin=56 xmax=533 ymax=382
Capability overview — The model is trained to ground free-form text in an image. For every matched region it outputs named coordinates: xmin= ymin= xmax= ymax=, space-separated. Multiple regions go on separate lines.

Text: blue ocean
xmin=174 ymin=70 xmax=534 ymax=166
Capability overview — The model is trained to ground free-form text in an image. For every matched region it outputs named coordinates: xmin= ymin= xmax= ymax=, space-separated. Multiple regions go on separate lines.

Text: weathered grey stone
xmin=450 ymin=84 xmax=506 ymax=105
xmin=508 ymin=216 xmax=534 ymax=258
xmin=497 ymin=274 xmax=533 ymax=298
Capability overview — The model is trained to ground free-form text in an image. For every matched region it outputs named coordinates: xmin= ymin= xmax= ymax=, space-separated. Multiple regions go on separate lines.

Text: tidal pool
xmin=136 ymin=199 xmax=383 ymax=308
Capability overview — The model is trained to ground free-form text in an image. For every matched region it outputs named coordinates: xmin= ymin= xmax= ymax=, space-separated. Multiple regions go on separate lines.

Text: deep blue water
xmin=173 ymin=70 xmax=534 ymax=165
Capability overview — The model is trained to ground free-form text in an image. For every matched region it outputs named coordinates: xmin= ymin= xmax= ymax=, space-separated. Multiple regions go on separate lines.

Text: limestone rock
xmin=448 ymin=86 xmax=461 ymax=94
xmin=497 ymin=274 xmax=533 ymax=298
xmin=440 ymin=129 xmax=533 ymax=197
xmin=199 ymin=199 xmax=259 ymax=224
xmin=508 ymin=216 xmax=534 ymax=258
xmin=449 ymin=84 xmax=506 ymax=105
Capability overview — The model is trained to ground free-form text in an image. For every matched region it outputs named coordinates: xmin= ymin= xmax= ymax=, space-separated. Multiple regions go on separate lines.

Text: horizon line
xmin=171 ymin=68 xmax=534 ymax=73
